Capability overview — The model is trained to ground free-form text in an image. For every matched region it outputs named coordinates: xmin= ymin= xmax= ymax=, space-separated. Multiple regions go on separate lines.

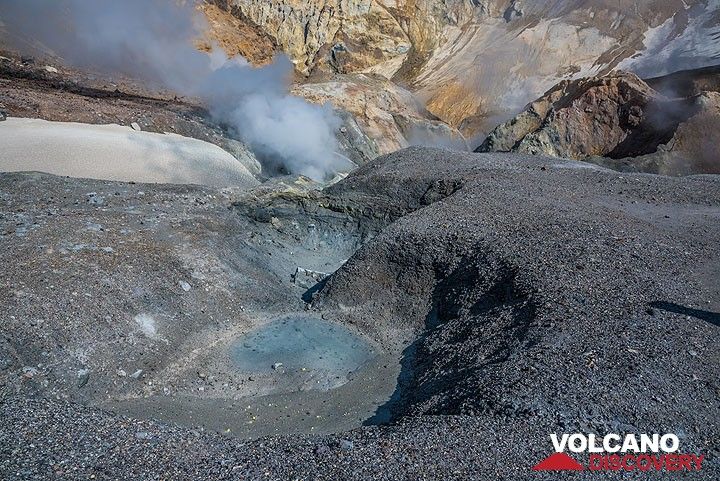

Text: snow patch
xmin=0 ymin=118 xmax=259 ymax=188
xmin=618 ymin=0 xmax=720 ymax=76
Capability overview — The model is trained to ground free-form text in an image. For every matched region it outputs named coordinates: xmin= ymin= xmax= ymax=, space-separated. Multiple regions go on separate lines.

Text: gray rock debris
xmin=292 ymin=267 xmax=330 ymax=289
xmin=86 ymin=192 xmax=105 ymax=205
xmin=76 ymin=369 xmax=90 ymax=388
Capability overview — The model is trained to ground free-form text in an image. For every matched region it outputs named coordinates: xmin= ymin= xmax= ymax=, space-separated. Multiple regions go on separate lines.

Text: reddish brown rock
xmin=478 ymin=70 xmax=720 ymax=175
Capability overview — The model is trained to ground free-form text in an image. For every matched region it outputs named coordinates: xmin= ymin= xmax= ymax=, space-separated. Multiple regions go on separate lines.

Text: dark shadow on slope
xmin=650 ymin=301 xmax=720 ymax=327
xmin=607 ymin=98 xmax=700 ymax=159
xmin=363 ymin=339 xmax=421 ymax=426
xmin=363 ymin=304 xmax=443 ymax=426
xmin=364 ymin=252 xmax=536 ymax=425
xmin=645 ymin=64 xmax=720 ymax=98
xmin=302 ymin=278 xmax=328 ymax=303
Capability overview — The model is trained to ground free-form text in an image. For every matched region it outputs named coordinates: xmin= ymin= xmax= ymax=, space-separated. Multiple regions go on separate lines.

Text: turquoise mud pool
xmin=229 ymin=316 xmax=375 ymax=382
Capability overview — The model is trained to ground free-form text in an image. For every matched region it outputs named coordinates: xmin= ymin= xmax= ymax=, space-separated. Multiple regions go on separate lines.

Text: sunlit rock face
xmin=198 ymin=1 xmax=278 ymax=65
xmin=479 ymin=71 xmax=661 ymax=158
xmin=295 ymin=74 xmax=465 ymax=156
xmin=477 ymin=70 xmax=720 ymax=175
xmin=208 ymin=0 xmax=720 ymax=142
xmin=209 ymin=0 xmax=412 ymax=77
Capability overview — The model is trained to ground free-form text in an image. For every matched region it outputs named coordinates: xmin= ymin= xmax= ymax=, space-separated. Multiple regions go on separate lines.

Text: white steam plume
xmin=0 ymin=0 xmax=347 ymax=180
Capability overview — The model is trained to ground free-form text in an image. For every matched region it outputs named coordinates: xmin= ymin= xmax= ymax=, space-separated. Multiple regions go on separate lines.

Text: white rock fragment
xmin=292 ymin=267 xmax=330 ymax=289
xmin=179 ymin=280 xmax=191 ymax=292
xmin=134 ymin=313 xmax=157 ymax=338
xmin=77 ymin=368 xmax=90 ymax=387
xmin=130 ymin=122 xmax=141 ymax=131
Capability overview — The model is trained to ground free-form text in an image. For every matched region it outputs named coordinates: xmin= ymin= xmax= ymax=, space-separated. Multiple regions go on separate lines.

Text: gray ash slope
xmin=1 ymin=147 xmax=719 ymax=480
xmin=0 ymin=170 xmax=399 ymax=440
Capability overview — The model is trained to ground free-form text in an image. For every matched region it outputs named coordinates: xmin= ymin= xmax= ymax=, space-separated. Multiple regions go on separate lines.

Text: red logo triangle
xmin=532 ymin=452 xmax=585 ymax=471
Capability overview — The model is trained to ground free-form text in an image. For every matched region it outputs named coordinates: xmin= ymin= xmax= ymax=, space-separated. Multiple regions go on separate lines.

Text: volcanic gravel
xmin=1 ymin=147 xmax=719 ymax=480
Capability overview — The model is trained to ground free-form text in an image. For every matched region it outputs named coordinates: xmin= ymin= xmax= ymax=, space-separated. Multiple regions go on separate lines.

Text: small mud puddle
xmin=230 ymin=316 xmax=373 ymax=389
xmin=105 ymin=317 xmax=399 ymax=439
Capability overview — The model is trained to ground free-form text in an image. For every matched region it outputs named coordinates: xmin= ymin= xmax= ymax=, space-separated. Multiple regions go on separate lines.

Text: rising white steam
xmin=0 ymin=0 xmax=347 ymax=180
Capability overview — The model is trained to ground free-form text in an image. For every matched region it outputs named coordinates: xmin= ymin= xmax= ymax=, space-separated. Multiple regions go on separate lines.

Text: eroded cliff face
xmin=410 ymin=0 xmax=720 ymax=137
xmin=210 ymin=0 xmax=480 ymax=78
xmin=207 ymin=0 xmax=720 ymax=142
xmin=211 ymin=0 xmax=408 ymax=77
xmin=198 ymin=2 xmax=277 ymax=65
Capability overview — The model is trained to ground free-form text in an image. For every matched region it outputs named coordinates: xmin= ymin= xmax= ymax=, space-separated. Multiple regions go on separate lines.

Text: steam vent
xmin=0 ymin=1 xmax=718 ymax=479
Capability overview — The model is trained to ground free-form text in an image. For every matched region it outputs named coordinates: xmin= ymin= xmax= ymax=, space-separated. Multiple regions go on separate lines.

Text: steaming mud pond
xmin=230 ymin=316 xmax=374 ymax=389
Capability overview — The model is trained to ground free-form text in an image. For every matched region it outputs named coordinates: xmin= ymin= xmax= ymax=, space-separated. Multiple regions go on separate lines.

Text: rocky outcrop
xmin=208 ymin=0 xmax=412 ymax=77
xmin=203 ymin=1 xmax=469 ymax=155
xmin=477 ymin=71 xmax=720 ymax=175
xmin=198 ymin=1 xmax=278 ymax=65
xmin=296 ymin=73 xmax=465 ymax=156
xmin=594 ymin=91 xmax=720 ymax=175
xmin=478 ymin=72 xmax=658 ymax=156
xmin=196 ymin=1 xmax=470 ymax=159
xmin=412 ymin=0 xmax=720 ymax=137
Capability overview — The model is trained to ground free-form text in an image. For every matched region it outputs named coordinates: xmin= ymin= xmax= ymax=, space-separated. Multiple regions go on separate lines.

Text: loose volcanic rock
xmin=1 ymin=147 xmax=719 ymax=479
